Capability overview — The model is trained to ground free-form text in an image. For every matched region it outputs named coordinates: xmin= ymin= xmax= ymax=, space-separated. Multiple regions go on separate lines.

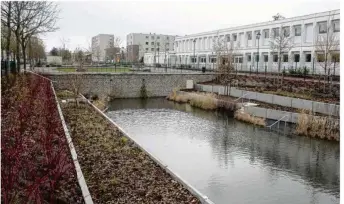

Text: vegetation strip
xmin=1 ymin=74 xmax=83 ymax=203
xmin=51 ymin=83 xmax=93 ymax=204
xmin=59 ymin=96 xmax=208 ymax=203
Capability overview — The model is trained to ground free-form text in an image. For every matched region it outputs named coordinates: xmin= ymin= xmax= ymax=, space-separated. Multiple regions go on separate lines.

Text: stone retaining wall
xmin=47 ymin=73 xmax=215 ymax=99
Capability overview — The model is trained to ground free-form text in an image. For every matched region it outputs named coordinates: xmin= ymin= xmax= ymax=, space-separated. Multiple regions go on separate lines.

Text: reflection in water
xmin=107 ymin=98 xmax=339 ymax=204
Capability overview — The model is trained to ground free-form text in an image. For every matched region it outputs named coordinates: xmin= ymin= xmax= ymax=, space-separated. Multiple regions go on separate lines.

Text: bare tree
xmin=114 ymin=36 xmax=122 ymax=48
xmin=67 ymin=74 xmax=85 ymax=107
xmin=1 ymin=1 xmax=12 ymax=74
xmin=269 ymin=26 xmax=294 ymax=85
xmin=212 ymin=33 xmax=239 ymax=93
xmin=8 ymin=2 xmax=59 ymax=71
xmin=315 ymin=12 xmax=339 ymax=85
xmin=27 ymin=36 xmax=45 ymax=70
xmin=74 ymin=47 xmax=88 ymax=72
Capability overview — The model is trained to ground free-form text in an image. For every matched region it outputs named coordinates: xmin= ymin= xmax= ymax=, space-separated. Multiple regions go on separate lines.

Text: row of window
xmin=176 ymin=19 xmax=340 ymax=48
xmin=177 ymin=53 xmax=340 ymax=63
xmin=143 ymin=48 xmax=169 ymax=52
xmin=145 ymin=42 xmax=170 ymax=46
xmin=145 ymin=36 xmax=170 ymax=40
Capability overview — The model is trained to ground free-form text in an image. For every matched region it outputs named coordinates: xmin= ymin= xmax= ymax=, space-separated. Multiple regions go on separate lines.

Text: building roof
xmin=176 ymin=9 xmax=340 ymax=39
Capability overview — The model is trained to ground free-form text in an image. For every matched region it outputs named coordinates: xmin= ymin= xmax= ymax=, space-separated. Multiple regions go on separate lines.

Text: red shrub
xmin=1 ymin=73 xmax=82 ymax=203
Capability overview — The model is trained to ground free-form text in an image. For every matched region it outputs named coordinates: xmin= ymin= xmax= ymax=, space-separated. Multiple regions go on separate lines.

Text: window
xmin=332 ymin=53 xmax=340 ymax=62
xmin=317 ymin=53 xmax=325 ymax=62
xmin=233 ymin=34 xmax=237 ymax=41
xmin=151 ymin=48 xmax=154 ymax=51
xmin=273 ymin=28 xmax=279 ymax=37
xmin=239 ymin=58 xmax=243 ymax=63
xmin=211 ymin=57 xmax=217 ymax=63
xmin=255 ymin=55 xmax=259 ymax=62
xmin=146 ymin=42 xmax=148 ymax=45
xmin=264 ymin=55 xmax=268 ymax=62
xmin=151 ymin=36 xmax=155 ymax=39
xmin=264 ymin=29 xmax=269 ymax=38
xmin=235 ymin=58 xmax=239 ymax=63
xmin=294 ymin=54 xmax=300 ymax=62
xmin=333 ymin=20 xmax=340 ymax=32
xmin=294 ymin=25 xmax=301 ymax=36
xmin=157 ymin=48 xmax=160 ymax=51
xmin=226 ymin=35 xmax=230 ymax=42
xmin=166 ymin=48 xmax=169 ymax=51
xmin=145 ymin=48 xmax=148 ymax=51
xmin=146 ymin=36 xmax=149 ymax=39
xmin=151 ymin=42 xmax=154 ymax=45
xmin=157 ymin=42 xmax=160 ymax=46
xmin=200 ymin=57 xmax=206 ymax=63
xmin=305 ymin=54 xmax=311 ymax=62
xmin=157 ymin=36 xmax=160 ymax=39
xmin=273 ymin=55 xmax=278 ymax=62
xmin=247 ymin=55 xmax=251 ymax=62
xmin=282 ymin=27 xmax=290 ymax=37
xmin=283 ymin=55 xmax=288 ymax=62
xmin=318 ymin=22 xmax=327 ymax=33
xmin=191 ymin=57 xmax=197 ymax=63
xmin=167 ymin=36 xmax=169 ymax=40
xmin=247 ymin=32 xmax=252 ymax=40
xmin=166 ymin=43 xmax=169 ymax=46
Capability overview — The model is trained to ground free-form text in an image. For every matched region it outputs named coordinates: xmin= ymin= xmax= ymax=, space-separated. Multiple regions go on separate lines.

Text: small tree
xmin=67 ymin=74 xmax=85 ymax=107
xmin=212 ymin=33 xmax=239 ymax=95
xmin=269 ymin=26 xmax=294 ymax=85
xmin=315 ymin=12 xmax=339 ymax=87
xmin=212 ymin=33 xmax=238 ymax=85
xmin=50 ymin=47 xmax=59 ymax=56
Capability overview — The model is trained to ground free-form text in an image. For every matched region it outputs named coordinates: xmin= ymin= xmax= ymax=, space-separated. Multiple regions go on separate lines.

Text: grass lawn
xmin=57 ymin=67 xmax=131 ymax=72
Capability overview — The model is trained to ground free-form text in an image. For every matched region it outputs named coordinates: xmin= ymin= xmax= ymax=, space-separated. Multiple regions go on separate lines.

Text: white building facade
xmin=91 ymin=34 xmax=114 ymax=62
xmin=171 ymin=10 xmax=340 ymax=75
xmin=127 ymin=33 xmax=177 ymax=62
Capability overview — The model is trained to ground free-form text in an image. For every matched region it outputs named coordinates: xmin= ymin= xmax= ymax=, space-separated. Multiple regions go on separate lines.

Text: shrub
xmin=296 ymin=112 xmax=339 ymax=141
xmin=234 ymin=110 xmax=266 ymax=127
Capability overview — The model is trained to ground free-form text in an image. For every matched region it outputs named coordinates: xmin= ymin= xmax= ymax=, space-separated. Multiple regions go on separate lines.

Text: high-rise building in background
xmin=126 ymin=33 xmax=177 ymax=62
xmin=91 ymin=34 xmax=114 ymax=62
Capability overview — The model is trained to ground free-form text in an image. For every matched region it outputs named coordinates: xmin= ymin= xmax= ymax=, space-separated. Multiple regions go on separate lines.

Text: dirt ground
xmin=60 ymin=102 xmax=200 ymax=204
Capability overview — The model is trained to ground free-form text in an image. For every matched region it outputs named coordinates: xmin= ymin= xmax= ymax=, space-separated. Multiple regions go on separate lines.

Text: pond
xmin=106 ymin=98 xmax=339 ymax=204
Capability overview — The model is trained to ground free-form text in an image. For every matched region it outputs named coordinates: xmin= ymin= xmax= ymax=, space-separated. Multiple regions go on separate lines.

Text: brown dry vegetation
xmin=60 ymin=102 xmax=200 ymax=204
xmin=296 ymin=113 xmax=339 ymax=141
xmin=234 ymin=110 xmax=266 ymax=127
xmin=167 ymin=90 xmax=236 ymax=112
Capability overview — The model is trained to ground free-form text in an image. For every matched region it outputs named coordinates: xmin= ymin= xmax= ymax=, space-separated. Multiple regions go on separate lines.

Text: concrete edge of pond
xmin=85 ymin=96 xmax=215 ymax=204
xmin=51 ymin=82 xmax=94 ymax=204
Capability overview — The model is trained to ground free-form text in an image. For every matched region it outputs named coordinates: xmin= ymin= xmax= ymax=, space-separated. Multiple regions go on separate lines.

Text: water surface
xmin=107 ymin=98 xmax=339 ymax=204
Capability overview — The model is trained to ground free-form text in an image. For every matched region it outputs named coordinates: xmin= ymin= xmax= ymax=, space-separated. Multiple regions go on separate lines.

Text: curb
xmin=51 ymin=82 xmax=94 ymax=204
xmin=84 ymin=96 xmax=215 ymax=204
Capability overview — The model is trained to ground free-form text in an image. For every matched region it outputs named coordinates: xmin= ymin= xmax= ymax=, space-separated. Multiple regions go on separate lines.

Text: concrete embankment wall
xmin=47 ymin=73 xmax=215 ymax=99
xmin=195 ymin=84 xmax=339 ymax=117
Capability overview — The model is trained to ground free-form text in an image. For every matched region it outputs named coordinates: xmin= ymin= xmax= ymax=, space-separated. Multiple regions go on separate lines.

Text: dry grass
xmin=234 ymin=110 xmax=266 ymax=127
xmin=56 ymin=90 xmax=75 ymax=99
xmin=296 ymin=112 xmax=339 ymax=141
xmin=92 ymin=99 xmax=107 ymax=111
xmin=168 ymin=91 xmax=217 ymax=110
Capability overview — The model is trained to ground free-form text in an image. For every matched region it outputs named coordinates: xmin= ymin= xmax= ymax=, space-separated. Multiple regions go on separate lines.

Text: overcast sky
xmin=42 ymin=0 xmax=340 ymax=51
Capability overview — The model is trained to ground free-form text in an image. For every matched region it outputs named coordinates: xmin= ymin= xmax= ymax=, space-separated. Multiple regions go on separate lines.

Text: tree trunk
xmin=5 ymin=2 xmax=12 ymax=76
xmin=21 ymin=41 xmax=27 ymax=71
xmin=15 ymin=34 xmax=20 ymax=73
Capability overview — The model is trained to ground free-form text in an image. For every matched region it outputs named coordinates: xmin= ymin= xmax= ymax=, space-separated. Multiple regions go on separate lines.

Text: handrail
xmin=234 ymin=91 xmax=254 ymax=102
xmin=267 ymin=115 xmax=288 ymax=129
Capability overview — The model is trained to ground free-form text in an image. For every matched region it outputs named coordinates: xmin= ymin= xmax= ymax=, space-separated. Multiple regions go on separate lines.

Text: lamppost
xmin=193 ymin=39 xmax=196 ymax=69
xmin=256 ymin=31 xmax=261 ymax=75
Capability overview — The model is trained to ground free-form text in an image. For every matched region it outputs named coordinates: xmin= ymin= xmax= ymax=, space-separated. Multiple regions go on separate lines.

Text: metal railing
xmin=267 ymin=115 xmax=289 ymax=130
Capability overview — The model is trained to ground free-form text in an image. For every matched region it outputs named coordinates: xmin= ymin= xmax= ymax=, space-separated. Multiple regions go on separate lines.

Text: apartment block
xmin=126 ymin=33 xmax=177 ymax=62
xmin=165 ymin=10 xmax=340 ymax=75
xmin=91 ymin=34 xmax=114 ymax=62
